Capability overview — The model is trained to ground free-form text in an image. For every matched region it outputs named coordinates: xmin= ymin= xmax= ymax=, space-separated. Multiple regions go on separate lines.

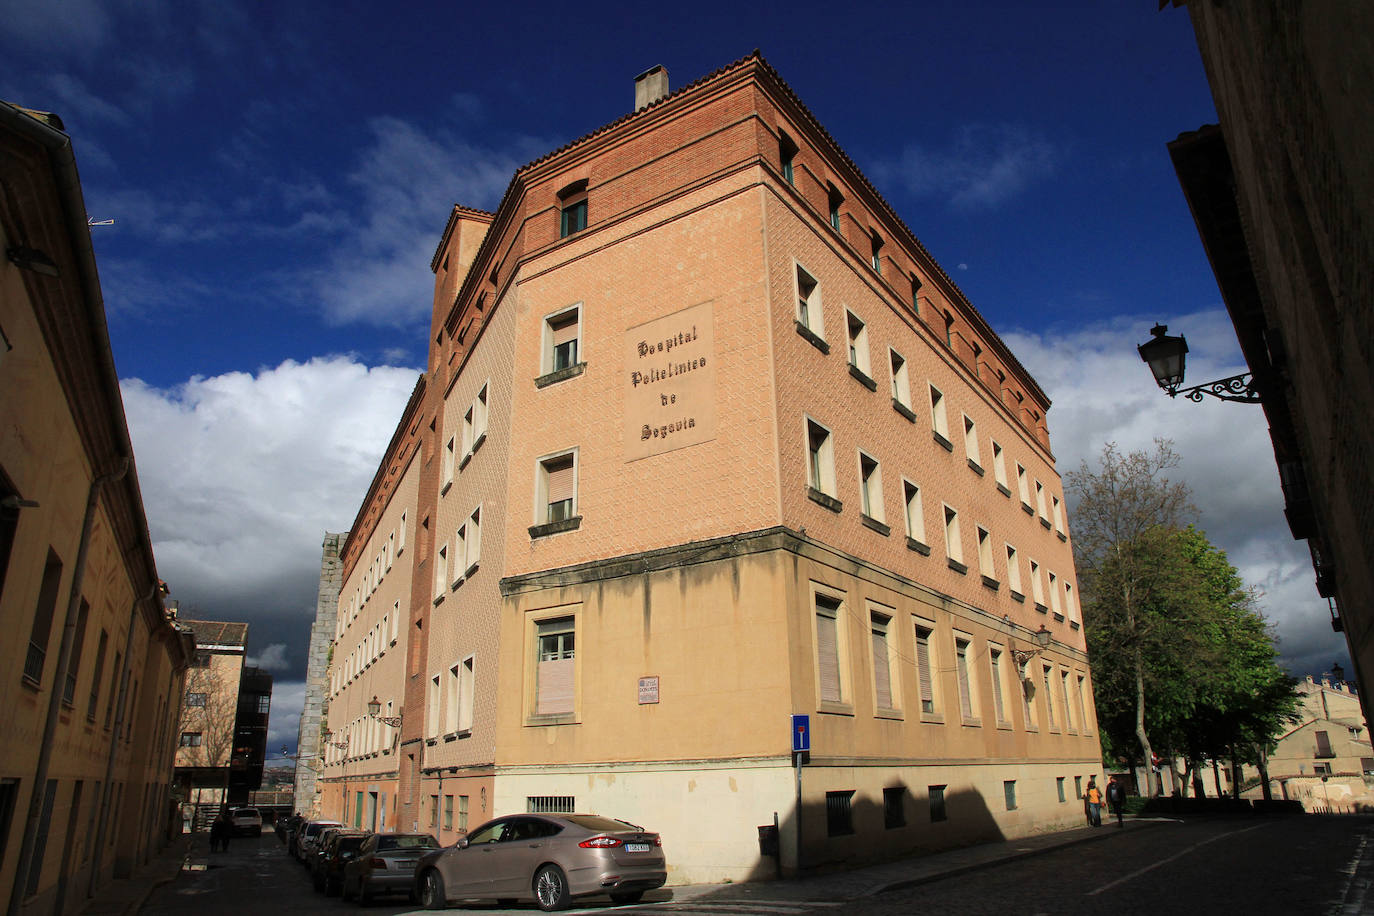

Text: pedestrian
xmin=210 ymin=810 xmax=231 ymax=853
xmin=1107 ymin=776 xmax=1126 ymax=828
xmin=1086 ymin=777 xmax=1103 ymax=827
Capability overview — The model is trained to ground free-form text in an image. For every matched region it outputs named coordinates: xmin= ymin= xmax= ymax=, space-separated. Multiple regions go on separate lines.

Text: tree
xmin=178 ymin=660 xmax=237 ymax=769
xmin=1066 ymin=440 xmax=1194 ymax=795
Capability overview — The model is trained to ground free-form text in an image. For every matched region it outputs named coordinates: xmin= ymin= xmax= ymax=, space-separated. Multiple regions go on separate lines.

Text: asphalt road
xmin=140 ymin=816 xmax=1374 ymax=916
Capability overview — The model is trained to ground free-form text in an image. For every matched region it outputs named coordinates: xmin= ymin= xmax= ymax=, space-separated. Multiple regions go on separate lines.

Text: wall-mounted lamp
xmin=1010 ymin=624 xmax=1052 ymax=669
xmin=367 ymin=695 xmax=403 ymax=728
xmin=1138 ymin=324 xmax=1261 ymax=403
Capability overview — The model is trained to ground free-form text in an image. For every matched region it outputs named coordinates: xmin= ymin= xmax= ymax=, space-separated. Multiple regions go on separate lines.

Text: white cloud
xmin=1005 ymin=308 xmax=1346 ymax=678
xmin=873 ymin=123 xmax=1059 ymax=209
xmin=121 ymin=356 xmax=421 ymax=672
xmin=248 ymin=642 xmax=291 ymax=671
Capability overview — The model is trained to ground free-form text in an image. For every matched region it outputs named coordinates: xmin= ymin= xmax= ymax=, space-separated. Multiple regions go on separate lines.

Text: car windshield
xmin=561 ymin=815 xmax=642 ymax=833
xmin=338 ymin=837 xmax=367 ymax=851
xmin=378 ymin=835 xmax=438 ymax=850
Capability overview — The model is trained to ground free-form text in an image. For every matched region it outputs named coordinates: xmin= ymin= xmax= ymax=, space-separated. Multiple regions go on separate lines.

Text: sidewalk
xmin=78 ymin=834 xmax=194 ymax=916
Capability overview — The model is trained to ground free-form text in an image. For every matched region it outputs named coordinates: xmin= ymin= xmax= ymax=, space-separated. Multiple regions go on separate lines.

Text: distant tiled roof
xmin=181 ymin=618 xmax=249 ymax=649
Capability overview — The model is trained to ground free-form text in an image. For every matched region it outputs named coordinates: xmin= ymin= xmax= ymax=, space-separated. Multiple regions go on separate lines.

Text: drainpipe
xmin=87 ymin=578 xmax=161 ymax=898
xmin=7 ymin=459 xmax=129 ymax=916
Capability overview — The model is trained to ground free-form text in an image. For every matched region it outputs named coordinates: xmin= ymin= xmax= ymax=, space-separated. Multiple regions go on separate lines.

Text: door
xmin=439 ymin=818 xmax=505 ymax=898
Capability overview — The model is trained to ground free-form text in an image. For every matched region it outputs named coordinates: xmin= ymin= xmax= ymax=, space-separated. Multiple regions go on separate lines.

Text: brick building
xmin=1 ymin=101 xmax=194 ymax=915
xmin=311 ymin=54 xmax=1100 ymax=881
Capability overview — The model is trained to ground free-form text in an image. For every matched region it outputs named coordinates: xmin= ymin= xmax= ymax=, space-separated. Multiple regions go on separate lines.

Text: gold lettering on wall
xmin=624 ymin=301 xmax=716 ymax=461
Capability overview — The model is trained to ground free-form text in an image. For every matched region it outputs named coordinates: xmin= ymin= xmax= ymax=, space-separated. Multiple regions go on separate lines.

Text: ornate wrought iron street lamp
xmin=1137 ymin=324 xmax=1261 ymax=403
xmin=1010 ymin=624 xmax=1053 ymax=669
xmin=367 ymin=695 xmax=403 ymax=728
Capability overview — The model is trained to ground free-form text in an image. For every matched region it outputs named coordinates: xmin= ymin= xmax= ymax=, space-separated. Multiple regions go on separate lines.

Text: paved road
xmin=141 ymin=817 xmax=1374 ymax=916
xmin=827 ymin=815 xmax=1374 ymax=916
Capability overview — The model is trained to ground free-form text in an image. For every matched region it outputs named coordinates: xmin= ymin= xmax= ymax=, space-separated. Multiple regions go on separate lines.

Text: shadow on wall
xmin=726 ymin=781 xmax=1005 ymax=884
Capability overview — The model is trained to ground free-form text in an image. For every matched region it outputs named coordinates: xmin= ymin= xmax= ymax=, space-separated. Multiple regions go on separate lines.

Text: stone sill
xmin=849 ymin=364 xmax=877 ymax=391
xmin=529 ymin=517 xmax=582 ymax=539
xmin=861 ymin=514 xmax=891 ymax=536
xmin=807 ymin=487 xmax=842 ymax=513
xmin=794 ymin=320 xmax=830 ymax=355
xmin=535 ymin=362 xmax=587 ymax=389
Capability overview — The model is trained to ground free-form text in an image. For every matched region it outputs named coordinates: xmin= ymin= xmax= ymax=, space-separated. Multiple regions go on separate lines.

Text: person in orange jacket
xmin=1086 ymin=777 xmax=1103 ymax=827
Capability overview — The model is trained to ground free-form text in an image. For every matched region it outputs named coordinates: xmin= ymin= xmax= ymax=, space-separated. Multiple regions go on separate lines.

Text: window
xmin=458 ymin=657 xmax=475 ymax=733
xmin=779 ymin=131 xmax=797 ymax=185
xmin=826 ymin=790 xmax=854 ymax=836
xmin=955 ymin=637 xmax=975 ymax=721
xmin=543 ymin=307 xmax=581 ymax=374
xmin=903 ymin=480 xmax=927 ymax=548
xmin=910 ymin=274 xmax=922 ymax=317
xmin=1005 ymin=544 xmax=1023 ymax=596
xmin=24 ymin=548 xmax=63 ymax=684
xmin=443 ymin=795 xmax=454 ymax=830
xmin=1049 ymin=571 xmax=1062 ymax=616
xmin=1074 ymin=776 xmax=1083 ymax=799
xmin=846 ymin=310 xmax=870 ymax=377
xmin=859 ymin=452 xmax=884 ymax=524
xmin=827 ymin=184 xmax=843 ymax=230
xmin=871 ymin=610 xmax=895 ymax=711
xmin=805 ymin=419 xmax=837 ymax=500
xmin=1035 ymin=480 xmax=1049 ymax=525
xmin=63 ymin=599 xmax=90 ymax=705
xmin=929 ymin=785 xmax=947 ymax=822
xmin=889 ymin=349 xmax=911 ymax=411
xmin=527 ymin=795 xmax=575 ymax=814
xmin=884 ymin=786 xmax=905 ymax=829
xmin=535 ymin=617 xmax=576 ymax=717
xmin=427 ymin=674 xmax=441 ymax=737
xmin=1043 ymin=665 xmax=1057 ymax=729
xmin=962 ymin=415 xmax=982 ymax=470
xmin=992 ymin=441 xmax=1009 ymax=492
xmin=943 ymin=505 xmax=964 ymax=570
xmin=397 ymin=512 xmax=407 ymax=555
xmin=929 ymin=385 xmax=950 ymax=445
xmin=186 ymin=693 xmax=207 ymax=707
xmin=1057 ymin=777 xmax=1067 ymax=803
xmin=25 ymin=779 xmax=56 ymax=897
xmin=558 ymin=181 xmax=588 ymax=237
xmin=1314 ymin=762 xmax=1332 ymax=776
xmin=1030 ymin=560 xmax=1045 ymax=608
xmin=1052 ymin=495 xmax=1065 ymax=537
xmin=458 ymin=795 xmax=469 ymax=831
xmin=1065 ymin=582 xmax=1078 ymax=624
xmin=433 ymin=543 xmax=448 ymax=603
xmin=914 ymin=623 xmax=936 ymax=715
xmin=1023 ymin=672 xmax=1037 ymax=730
xmin=88 ymin=630 xmax=108 ymax=720
xmin=1316 ymin=730 xmax=1334 ymax=758
xmin=537 ymin=451 xmax=578 ymax=525
xmin=1060 ymin=669 xmax=1074 ymax=731
xmin=815 ymin=593 xmax=845 ymax=705
xmin=441 ymin=436 xmax=456 ymax=492
xmin=1003 ymin=780 xmax=1017 ymax=811
xmin=977 ymin=527 xmax=995 ymax=582
xmin=870 ymin=231 xmax=883 ymax=273
xmin=445 ymin=664 xmax=460 ymax=734
xmin=179 ymin=732 xmax=202 ymax=747
xmin=795 ymin=264 xmax=823 ymax=337
xmin=1076 ymin=674 xmax=1089 ymax=733
xmin=429 ymin=795 xmax=439 ymax=828
xmin=1016 ymin=464 xmax=1031 ymax=509
xmin=989 ymin=647 xmax=1007 ymax=723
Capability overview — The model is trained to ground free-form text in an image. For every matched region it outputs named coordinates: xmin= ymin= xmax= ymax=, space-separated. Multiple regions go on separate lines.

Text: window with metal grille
xmin=826 ymin=790 xmax=854 ymax=836
xmin=929 ymin=785 xmax=947 ymax=822
xmin=536 ymin=619 xmax=575 ymax=717
xmin=883 ymin=786 xmax=905 ymax=829
xmin=1003 ymin=780 xmax=1017 ymax=811
xmin=1057 ymin=776 xmax=1066 ymax=803
xmin=527 ymin=796 xmax=575 ymax=814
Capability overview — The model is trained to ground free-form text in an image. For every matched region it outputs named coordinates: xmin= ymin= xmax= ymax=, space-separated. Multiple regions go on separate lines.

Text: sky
xmin=1 ymin=0 xmax=1350 ymax=756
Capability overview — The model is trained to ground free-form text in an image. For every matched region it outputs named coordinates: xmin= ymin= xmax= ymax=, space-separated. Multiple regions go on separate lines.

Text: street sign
xmin=791 ymin=714 xmax=810 ymax=753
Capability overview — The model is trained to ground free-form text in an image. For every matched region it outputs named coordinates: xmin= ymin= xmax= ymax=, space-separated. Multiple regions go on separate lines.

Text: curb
xmin=124 ymin=838 xmax=194 ymax=916
xmin=862 ymin=818 xmax=1166 ymax=898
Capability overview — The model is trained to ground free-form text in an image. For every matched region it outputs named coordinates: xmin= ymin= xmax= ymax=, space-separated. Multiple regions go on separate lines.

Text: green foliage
xmin=1068 ymin=441 xmax=1300 ymax=787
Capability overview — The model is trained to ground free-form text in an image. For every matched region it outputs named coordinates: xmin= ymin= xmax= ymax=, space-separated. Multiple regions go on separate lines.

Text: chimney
xmin=635 ymin=65 xmax=669 ymax=111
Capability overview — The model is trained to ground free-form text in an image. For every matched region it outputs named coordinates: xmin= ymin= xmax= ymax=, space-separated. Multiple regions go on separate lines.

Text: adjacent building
xmin=308 ymin=55 xmax=1101 ymax=882
xmin=1165 ymin=2 xmax=1374 ymax=715
xmin=1 ymin=102 xmax=194 ymax=915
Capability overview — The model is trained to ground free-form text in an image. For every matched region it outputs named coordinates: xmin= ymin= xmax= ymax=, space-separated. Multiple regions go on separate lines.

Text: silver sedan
xmin=415 ymin=813 xmax=666 ymax=911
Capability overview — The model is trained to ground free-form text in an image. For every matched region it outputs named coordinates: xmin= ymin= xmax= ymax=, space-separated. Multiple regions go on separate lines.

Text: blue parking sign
xmin=791 ymin=714 xmax=810 ymax=753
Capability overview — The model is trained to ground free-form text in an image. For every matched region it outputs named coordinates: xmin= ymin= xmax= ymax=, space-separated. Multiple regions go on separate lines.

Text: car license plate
xmin=625 ymin=843 xmax=651 ymax=853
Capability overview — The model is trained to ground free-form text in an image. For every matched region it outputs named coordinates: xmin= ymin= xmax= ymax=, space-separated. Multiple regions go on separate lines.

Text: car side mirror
xmin=455 ymin=837 xmax=469 ymax=849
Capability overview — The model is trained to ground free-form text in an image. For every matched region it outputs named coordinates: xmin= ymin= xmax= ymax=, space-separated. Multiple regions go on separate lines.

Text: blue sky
xmin=2 ymin=1 xmax=1347 ymax=752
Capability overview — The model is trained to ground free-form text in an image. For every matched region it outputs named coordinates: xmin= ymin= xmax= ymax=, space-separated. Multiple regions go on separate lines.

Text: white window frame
xmin=889 ymin=348 xmax=911 ymax=409
xmin=992 ymin=441 xmax=1008 ymax=491
xmin=913 ymin=618 xmax=939 ymax=717
xmin=458 ymin=655 xmax=475 ymax=733
xmin=870 ymin=606 xmax=899 ymax=713
xmin=846 ymin=309 xmax=870 ymax=376
xmin=858 ymin=450 xmax=884 ymax=523
xmin=1035 ymin=480 xmax=1049 ymax=522
xmin=1016 ymin=464 xmax=1031 ymax=508
xmin=1029 ymin=559 xmax=1045 ymax=607
xmin=943 ymin=504 xmax=963 ymax=566
xmin=988 ymin=643 xmax=1009 ymax=726
xmin=962 ymin=414 xmax=981 ymax=468
xmin=903 ymin=479 xmax=926 ymax=545
xmin=542 ymin=304 xmax=583 ymax=375
xmin=929 ymin=385 xmax=950 ymax=441
xmin=976 ymin=526 xmax=995 ymax=581
xmin=464 ymin=505 xmax=482 ymax=574
xmin=1005 ymin=543 xmax=1023 ymax=595
xmin=433 ymin=543 xmax=448 ymax=603
xmin=794 ymin=262 xmax=824 ymax=338
xmin=1052 ymin=494 xmax=1065 ymax=537
xmin=805 ymin=417 xmax=837 ymax=497
xmin=441 ymin=435 xmax=456 ymax=493
xmin=1049 ymin=570 xmax=1062 ymax=615
xmin=954 ymin=634 xmax=978 ymax=723
xmin=535 ymin=448 xmax=579 ymax=525
xmin=813 ymin=587 xmax=850 ymax=709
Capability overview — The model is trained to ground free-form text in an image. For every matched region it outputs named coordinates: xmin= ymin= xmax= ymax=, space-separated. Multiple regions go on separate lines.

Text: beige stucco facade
xmin=1 ymin=102 xmax=192 ymax=915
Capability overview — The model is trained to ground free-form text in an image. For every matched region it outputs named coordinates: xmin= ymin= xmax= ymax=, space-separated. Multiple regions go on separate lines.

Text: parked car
xmin=293 ymin=819 xmax=342 ymax=861
xmin=414 ymin=814 xmax=665 ymax=911
xmin=314 ymin=830 xmax=371 ymax=896
xmin=277 ymin=812 xmax=303 ymax=844
xmin=228 ymin=807 xmax=263 ymax=837
xmin=308 ymin=826 xmax=361 ymax=875
xmin=342 ymin=833 xmax=440 ymax=904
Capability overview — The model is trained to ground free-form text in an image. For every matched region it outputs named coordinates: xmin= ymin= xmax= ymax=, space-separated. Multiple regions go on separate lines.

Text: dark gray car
xmin=414 ymin=813 xmax=665 ymax=911
xmin=342 ymin=833 xmax=439 ymax=904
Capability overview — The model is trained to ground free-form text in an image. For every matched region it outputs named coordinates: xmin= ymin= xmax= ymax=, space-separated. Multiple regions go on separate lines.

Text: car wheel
xmin=420 ymin=870 xmax=447 ymax=910
xmin=534 ymin=864 xmax=571 ymax=912
xmin=609 ymin=890 xmax=644 ymax=905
